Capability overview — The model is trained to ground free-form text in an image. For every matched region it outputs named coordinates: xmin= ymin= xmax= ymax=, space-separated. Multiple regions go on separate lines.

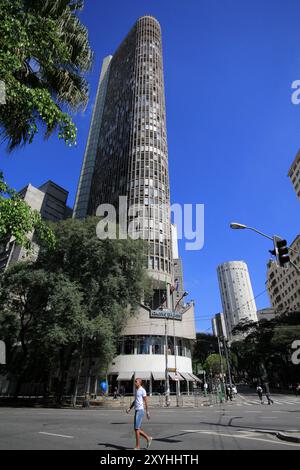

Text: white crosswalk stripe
xmin=235 ymin=396 xmax=300 ymax=406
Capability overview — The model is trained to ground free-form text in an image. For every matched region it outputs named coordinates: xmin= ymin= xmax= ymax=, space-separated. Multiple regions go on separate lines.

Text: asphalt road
xmin=0 ymin=394 xmax=300 ymax=450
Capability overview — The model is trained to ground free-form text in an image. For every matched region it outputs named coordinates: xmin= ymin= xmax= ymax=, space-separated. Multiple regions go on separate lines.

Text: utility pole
xmin=222 ymin=336 xmax=233 ymax=387
xmin=164 ymin=317 xmax=171 ymax=406
xmin=217 ymin=336 xmax=226 ymax=402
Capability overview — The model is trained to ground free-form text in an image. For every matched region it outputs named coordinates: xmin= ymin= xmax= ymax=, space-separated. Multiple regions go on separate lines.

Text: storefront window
xmin=124 ymin=337 xmax=135 ymax=354
xmin=151 ymin=336 xmax=163 ymax=354
xmin=137 ymin=336 xmax=151 ymax=354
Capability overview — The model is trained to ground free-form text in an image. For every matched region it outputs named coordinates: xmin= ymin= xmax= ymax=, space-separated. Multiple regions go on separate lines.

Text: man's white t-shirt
xmin=135 ymin=386 xmax=146 ymax=411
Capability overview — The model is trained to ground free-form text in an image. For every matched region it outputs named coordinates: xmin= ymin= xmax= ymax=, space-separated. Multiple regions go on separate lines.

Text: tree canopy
xmin=0 ymin=217 xmax=151 ymax=400
xmin=0 ymin=0 xmax=93 ymax=151
xmin=192 ymin=332 xmax=219 ymax=367
xmin=203 ymin=353 xmax=227 ymax=376
xmin=231 ymin=312 xmax=300 ymax=387
xmin=0 ymin=172 xmax=56 ymax=249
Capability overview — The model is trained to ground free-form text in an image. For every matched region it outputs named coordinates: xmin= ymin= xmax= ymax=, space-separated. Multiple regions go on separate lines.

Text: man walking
xmin=126 ymin=378 xmax=152 ymax=450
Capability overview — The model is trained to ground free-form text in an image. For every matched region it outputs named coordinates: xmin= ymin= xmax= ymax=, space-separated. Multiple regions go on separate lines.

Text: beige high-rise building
xmin=266 ymin=235 xmax=300 ymax=312
xmin=288 ymin=149 xmax=300 ymax=201
xmin=211 ymin=312 xmax=228 ymax=339
xmin=217 ymin=261 xmax=258 ymax=340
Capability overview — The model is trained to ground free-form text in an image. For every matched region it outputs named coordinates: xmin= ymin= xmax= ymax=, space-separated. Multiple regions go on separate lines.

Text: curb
xmin=254 ymin=429 xmax=300 ymax=443
xmin=277 ymin=432 xmax=300 ymax=444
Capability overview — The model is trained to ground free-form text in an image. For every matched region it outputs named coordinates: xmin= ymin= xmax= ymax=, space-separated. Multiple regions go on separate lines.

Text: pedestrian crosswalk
xmin=234 ymin=394 xmax=300 ymax=406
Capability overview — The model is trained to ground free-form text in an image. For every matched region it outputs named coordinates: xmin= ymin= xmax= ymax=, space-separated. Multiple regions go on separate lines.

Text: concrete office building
xmin=73 ymin=16 xmax=197 ymax=395
xmin=0 ymin=181 xmax=72 ymax=272
xmin=288 ymin=149 xmax=300 ymax=201
xmin=217 ymin=261 xmax=258 ymax=340
xmin=256 ymin=307 xmax=276 ymax=322
xmin=211 ymin=312 xmax=228 ymax=339
xmin=266 ymin=235 xmax=300 ymax=312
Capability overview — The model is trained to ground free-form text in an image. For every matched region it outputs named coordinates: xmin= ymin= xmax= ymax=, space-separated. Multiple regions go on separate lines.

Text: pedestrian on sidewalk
xmin=256 ymin=385 xmax=263 ymax=404
xmin=226 ymin=384 xmax=233 ymax=401
xmin=126 ymin=378 xmax=152 ymax=450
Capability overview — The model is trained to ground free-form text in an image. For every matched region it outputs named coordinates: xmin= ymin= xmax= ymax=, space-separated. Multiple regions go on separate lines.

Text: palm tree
xmin=0 ymin=0 xmax=93 ymax=151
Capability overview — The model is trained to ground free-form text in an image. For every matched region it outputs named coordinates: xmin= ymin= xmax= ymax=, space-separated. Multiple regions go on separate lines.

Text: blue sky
xmin=1 ymin=0 xmax=300 ymax=332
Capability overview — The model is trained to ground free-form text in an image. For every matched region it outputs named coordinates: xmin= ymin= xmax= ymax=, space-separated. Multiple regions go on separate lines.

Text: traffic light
xmin=269 ymin=236 xmax=290 ymax=267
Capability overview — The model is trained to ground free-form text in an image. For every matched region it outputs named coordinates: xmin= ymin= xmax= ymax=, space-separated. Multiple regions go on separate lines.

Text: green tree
xmin=0 ymin=172 xmax=56 ymax=249
xmin=203 ymin=353 xmax=227 ymax=376
xmin=0 ymin=217 xmax=151 ymax=401
xmin=192 ymin=333 xmax=218 ymax=372
xmin=0 ymin=0 xmax=93 ymax=151
xmin=231 ymin=312 xmax=300 ymax=388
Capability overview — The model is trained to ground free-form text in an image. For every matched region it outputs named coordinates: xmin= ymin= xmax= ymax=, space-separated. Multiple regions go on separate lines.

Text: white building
xmin=217 ymin=261 xmax=258 ymax=340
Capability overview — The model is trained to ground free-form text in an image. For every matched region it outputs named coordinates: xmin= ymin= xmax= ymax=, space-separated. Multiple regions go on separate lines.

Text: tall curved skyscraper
xmin=74 ymin=16 xmax=196 ymax=395
xmin=217 ymin=261 xmax=258 ymax=340
xmin=74 ymin=16 xmax=172 ymax=287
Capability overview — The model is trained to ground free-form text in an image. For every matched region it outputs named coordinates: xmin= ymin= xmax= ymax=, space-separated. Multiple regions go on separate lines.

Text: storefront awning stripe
xmin=135 ymin=371 xmax=151 ymax=380
xmin=152 ymin=371 xmax=166 ymax=381
xmin=117 ymin=371 xmax=134 ymax=381
xmin=188 ymin=373 xmax=201 ymax=382
xmin=168 ymin=372 xmax=184 ymax=381
xmin=179 ymin=372 xmax=194 ymax=381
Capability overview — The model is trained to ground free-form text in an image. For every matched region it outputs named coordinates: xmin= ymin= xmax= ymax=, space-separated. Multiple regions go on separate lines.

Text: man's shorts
xmin=134 ymin=409 xmax=144 ymax=429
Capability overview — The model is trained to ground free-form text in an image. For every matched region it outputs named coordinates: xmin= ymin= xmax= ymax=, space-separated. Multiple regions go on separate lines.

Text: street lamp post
xmin=217 ymin=335 xmax=226 ymax=402
xmin=221 ymin=335 xmax=233 ymax=387
xmin=230 ymin=222 xmax=300 ymax=275
xmin=164 ymin=316 xmax=171 ymax=407
xmin=230 ymin=223 xmax=273 ymax=241
xmin=172 ymin=291 xmax=189 ymax=405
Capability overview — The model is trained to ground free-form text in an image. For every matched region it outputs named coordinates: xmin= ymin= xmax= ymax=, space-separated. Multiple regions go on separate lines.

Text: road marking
xmin=39 ymin=432 xmax=74 ymax=439
xmin=181 ymin=429 xmax=300 ymax=447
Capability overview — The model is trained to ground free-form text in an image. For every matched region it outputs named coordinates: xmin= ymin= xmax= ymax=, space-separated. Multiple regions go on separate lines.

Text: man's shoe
xmin=147 ymin=437 xmax=152 ymax=449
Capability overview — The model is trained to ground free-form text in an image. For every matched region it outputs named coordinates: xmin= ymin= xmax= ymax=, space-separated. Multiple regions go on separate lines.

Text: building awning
xmin=117 ymin=371 xmax=134 ymax=381
xmin=188 ymin=373 xmax=201 ymax=382
xmin=152 ymin=371 xmax=166 ymax=381
xmin=179 ymin=372 xmax=195 ymax=381
xmin=135 ymin=371 xmax=151 ymax=380
xmin=168 ymin=372 xmax=184 ymax=381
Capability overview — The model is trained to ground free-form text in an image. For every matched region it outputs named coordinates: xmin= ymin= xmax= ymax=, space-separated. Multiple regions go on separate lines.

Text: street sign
xmin=150 ymin=310 xmax=182 ymax=321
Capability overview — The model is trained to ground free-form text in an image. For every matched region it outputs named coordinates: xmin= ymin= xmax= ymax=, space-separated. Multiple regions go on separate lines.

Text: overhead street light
xmin=229 ymin=221 xmax=300 ymax=273
xmin=230 ymin=223 xmax=247 ymax=230
xmin=230 ymin=222 xmax=273 ymax=241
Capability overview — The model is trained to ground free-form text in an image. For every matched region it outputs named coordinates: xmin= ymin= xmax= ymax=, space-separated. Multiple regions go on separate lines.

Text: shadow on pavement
xmin=98 ymin=443 xmax=130 ymax=450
